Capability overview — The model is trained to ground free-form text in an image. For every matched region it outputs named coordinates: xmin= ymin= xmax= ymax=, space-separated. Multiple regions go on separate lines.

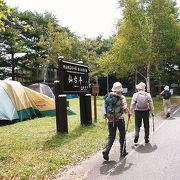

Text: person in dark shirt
xmin=160 ymin=85 xmax=172 ymax=118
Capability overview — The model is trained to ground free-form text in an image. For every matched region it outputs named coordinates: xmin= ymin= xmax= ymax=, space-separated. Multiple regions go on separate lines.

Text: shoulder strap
xmin=145 ymin=92 xmax=150 ymax=101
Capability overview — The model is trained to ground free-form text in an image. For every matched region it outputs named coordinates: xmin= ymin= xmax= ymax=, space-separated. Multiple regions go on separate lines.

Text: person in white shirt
xmin=130 ymin=82 xmax=154 ymax=144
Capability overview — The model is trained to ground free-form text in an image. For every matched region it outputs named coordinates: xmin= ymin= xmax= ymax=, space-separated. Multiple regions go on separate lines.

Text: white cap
xmin=136 ymin=82 xmax=146 ymax=91
xmin=164 ymin=86 xmax=169 ymax=91
xmin=112 ymin=82 xmax=123 ymax=92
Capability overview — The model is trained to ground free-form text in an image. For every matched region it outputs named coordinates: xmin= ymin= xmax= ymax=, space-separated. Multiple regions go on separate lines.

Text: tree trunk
xmin=11 ymin=53 xmax=15 ymax=80
xmin=146 ymin=64 xmax=151 ymax=93
xmin=135 ymin=69 xmax=138 ymax=87
xmin=158 ymin=76 xmax=162 ymax=94
xmin=134 ymin=69 xmax=138 ymax=93
xmin=156 ymin=66 xmax=162 ymax=94
xmin=107 ymin=74 xmax=109 ymax=94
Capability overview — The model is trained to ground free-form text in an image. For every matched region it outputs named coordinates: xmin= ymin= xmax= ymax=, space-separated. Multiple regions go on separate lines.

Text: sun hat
xmin=111 ymin=82 xmax=123 ymax=92
xmin=136 ymin=82 xmax=146 ymax=91
xmin=164 ymin=85 xmax=169 ymax=91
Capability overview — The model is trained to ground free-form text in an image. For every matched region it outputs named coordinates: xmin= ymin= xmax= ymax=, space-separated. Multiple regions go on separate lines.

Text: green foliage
xmin=0 ymin=8 xmax=33 ymax=80
xmin=99 ymin=0 xmax=179 ymax=91
xmin=0 ymin=3 xmax=114 ymax=81
xmin=0 ymin=8 xmax=84 ymax=80
xmin=0 ymin=0 xmax=12 ymax=32
xmin=81 ymin=36 xmax=113 ymax=77
xmin=37 ymin=21 xmax=82 ymax=65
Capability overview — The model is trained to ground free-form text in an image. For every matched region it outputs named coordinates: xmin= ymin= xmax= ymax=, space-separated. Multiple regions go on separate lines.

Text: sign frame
xmin=58 ymin=60 xmax=90 ymax=94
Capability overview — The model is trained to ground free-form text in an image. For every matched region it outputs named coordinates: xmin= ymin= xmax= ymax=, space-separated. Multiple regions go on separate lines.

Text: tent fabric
xmin=0 ymin=85 xmax=19 ymax=120
xmin=24 ymin=87 xmax=56 ymax=117
xmin=0 ymin=80 xmax=75 ymax=121
xmin=28 ymin=83 xmax=55 ymax=100
xmin=0 ymin=80 xmax=36 ymax=120
xmin=24 ymin=87 xmax=75 ymax=116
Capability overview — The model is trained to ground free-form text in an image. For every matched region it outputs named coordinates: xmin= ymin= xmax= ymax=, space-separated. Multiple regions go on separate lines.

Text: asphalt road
xmin=57 ymin=105 xmax=180 ymax=180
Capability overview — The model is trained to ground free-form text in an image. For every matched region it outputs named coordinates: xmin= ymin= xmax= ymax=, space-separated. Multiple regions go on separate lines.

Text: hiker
xmin=130 ymin=82 xmax=154 ymax=144
xmin=102 ymin=82 xmax=131 ymax=161
xmin=160 ymin=85 xmax=172 ymax=118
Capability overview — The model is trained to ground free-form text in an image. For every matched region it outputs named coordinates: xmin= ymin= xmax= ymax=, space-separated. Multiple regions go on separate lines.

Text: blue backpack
xmin=104 ymin=94 xmax=122 ymax=118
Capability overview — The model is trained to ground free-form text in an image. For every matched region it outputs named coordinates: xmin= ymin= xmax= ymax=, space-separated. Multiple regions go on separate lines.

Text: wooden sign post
xmin=55 ymin=58 xmax=92 ymax=134
xmin=92 ymin=85 xmax=99 ymax=122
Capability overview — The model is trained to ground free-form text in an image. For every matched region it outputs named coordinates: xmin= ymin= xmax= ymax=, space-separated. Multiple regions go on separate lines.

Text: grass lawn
xmin=0 ymin=96 xmax=179 ymax=179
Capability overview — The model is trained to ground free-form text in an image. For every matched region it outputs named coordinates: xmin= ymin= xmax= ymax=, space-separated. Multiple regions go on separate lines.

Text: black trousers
xmin=103 ymin=119 xmax=126 ymax=154
xmin=135 ymin=110 xmax=149 ymax=139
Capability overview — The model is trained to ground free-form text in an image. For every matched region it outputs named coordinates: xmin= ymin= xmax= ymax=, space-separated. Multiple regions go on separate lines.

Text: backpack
xmin=104 ymin=94 xmax=123 ymax=119
xmin=135 ymin=92 xmax=149 ymax=110
xmin=163 ymin=90 xmax=171 ymax=99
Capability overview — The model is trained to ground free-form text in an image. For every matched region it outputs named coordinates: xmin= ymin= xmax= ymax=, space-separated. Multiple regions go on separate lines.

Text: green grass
xmin=0 ymin=96 xmax=179 ymax=179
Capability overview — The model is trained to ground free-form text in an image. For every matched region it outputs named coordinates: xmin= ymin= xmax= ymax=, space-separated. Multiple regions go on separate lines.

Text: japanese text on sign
xmin=59 ymin=60 xmax=90 ymax=93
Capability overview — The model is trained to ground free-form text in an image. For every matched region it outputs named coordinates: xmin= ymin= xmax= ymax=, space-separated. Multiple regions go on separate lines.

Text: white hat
xmin=112 ymin=82 xmax=123 ymax=92
xmin=136 ymin=82 xmax=146 ymax=91
xmin=164 ymin=86 xmax=169 ymax=91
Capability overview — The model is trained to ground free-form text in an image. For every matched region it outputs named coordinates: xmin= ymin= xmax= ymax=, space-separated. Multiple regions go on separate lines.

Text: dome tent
xmin=0 ymin=80 xmax=75 ymax=122
xmin=28 ymin=83 xmax=55 ymax=100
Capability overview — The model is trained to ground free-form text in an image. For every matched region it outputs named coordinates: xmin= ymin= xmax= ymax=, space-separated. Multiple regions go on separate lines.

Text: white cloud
xmin=5 ymin=0 xmax=121 ymax=38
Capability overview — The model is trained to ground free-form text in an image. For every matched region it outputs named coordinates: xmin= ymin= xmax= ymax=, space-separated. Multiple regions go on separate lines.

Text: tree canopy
xmin=98 ymin=0 xmax=179 ymax=92
xmin=0 ymin=0 xmax=179 ymax=93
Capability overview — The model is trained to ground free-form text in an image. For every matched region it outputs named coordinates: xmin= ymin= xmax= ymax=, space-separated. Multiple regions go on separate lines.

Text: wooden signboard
xmin=58 ymin=60 xmax=90 ymax=94
xmin=55 ymin=59 xmax=92 ymax=134
xmin=92 ymin=85 xmax=99 ymax=94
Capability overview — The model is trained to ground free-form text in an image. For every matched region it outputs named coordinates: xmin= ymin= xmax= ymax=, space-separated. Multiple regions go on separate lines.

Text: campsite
xmin=0 ymin=80 xmax=75 ymax=124
xmin=0 ymin=91 xmax=179 ymax=179
xmin=0 ymin=0 xmax=179 ymax=179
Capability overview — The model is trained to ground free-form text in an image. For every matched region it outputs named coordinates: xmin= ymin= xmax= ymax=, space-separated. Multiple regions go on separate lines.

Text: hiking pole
xmin=122 ymin=114 xmax=131 ymax=154
xmin=152 ymin=112 xmax=155 ymax=132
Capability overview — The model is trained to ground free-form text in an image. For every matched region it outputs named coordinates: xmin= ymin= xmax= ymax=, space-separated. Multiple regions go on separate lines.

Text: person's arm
xmin=120 ymin=95 xmax=128 ymax=112
xmin=160 ymin=91 xmax=164 ymax=96
xmin=121 ymin=95 xmax=132 ymax=116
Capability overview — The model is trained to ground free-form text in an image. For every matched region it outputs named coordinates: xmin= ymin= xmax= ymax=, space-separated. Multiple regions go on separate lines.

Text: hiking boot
xmin=102 ymin=152 xmax=109 ymax=161
xmin=121 ymin=151 xmax=128 ymax=157
xmin=134 ymin=136 xmax=139 ymax=143
xmin=145 ymin=139 xmax=149 ymax=143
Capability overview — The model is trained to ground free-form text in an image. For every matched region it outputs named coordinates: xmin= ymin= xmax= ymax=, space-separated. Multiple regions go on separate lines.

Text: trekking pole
xmin=152 ymin=112 xmax=155 ymax=132
xmin=122 ymin=114 xmax=131 ymax=154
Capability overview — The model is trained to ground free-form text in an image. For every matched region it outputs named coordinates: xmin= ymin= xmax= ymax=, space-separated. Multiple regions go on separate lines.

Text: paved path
xmin=56 ymin=105 xmax=180 ymax=180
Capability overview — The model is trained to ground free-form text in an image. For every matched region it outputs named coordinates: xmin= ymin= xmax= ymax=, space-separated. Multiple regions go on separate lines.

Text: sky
xmin=4 ymin=0 xmax=121 ymax=39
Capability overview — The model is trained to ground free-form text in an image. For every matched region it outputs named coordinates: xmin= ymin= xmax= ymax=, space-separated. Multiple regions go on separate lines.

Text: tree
xmin=99 ymin=0 xmax=179 ymax=93
xmin=0 ymin=0 xmax=12 ymax=32
xmin=0 ymin=8 xmax=32 ymax=80
xmin=81 ymin=36 xmax=113 ymax=77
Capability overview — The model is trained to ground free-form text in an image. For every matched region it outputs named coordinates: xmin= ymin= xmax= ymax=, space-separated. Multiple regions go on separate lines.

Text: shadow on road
xmin=166 ymin=117 xmax=176 ymax=120
xmin=100 ymin=160 xmax=117 ymax=175
xmin=100 ymin=158 xmax=133 ymax=176
xmin=132 ymin=143 xmax=158 ymax=153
